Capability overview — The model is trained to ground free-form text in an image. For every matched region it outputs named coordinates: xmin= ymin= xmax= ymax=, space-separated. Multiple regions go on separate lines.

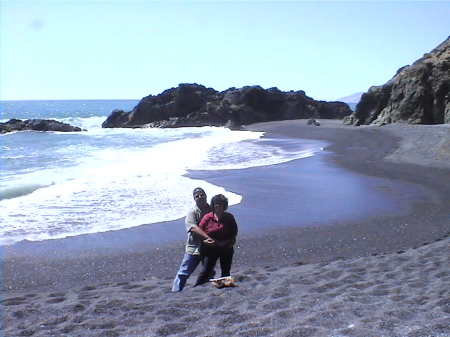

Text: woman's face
xmin=213 ymin=203 xmax=225 ymax=217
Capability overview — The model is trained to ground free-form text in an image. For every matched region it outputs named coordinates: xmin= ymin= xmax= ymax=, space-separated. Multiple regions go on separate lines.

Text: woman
xmin=194 ymin=194 xmax=238 ymax=286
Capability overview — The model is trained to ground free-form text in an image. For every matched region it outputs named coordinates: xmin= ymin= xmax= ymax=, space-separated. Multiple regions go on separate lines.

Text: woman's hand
xmin=203 ymin=238 xmax=215 ymax=245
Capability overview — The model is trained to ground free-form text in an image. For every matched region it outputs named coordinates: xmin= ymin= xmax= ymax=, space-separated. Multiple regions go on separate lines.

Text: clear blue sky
xmin=1 ymin=1 xmax=449 ymax=101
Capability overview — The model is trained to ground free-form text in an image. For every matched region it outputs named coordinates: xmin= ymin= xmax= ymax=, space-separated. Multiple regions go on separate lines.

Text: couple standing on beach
xmin=172 ymin=187 xmax=238 ymax=292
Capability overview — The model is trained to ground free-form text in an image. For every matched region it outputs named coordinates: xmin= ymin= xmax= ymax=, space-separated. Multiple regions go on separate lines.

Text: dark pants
xmin=194 ymin=245 xmax=234 ymax=286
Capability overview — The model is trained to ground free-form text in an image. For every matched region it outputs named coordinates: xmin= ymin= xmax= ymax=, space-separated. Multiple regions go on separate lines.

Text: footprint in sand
xmin=18 ymin=328 xmax=35 ymax=336
xmin=78 ymin=292 xmax=100 ymax=300
xmin=386 ymin=309 xmax=417 ymax=321
xmin=436 ymin=297 xmax=450 ymax=314
xmin=156 ymin=322 xmax=189 ymax=336
xmin=70 ymin=303 xmax=86 ymax=312
xmin=308 ymin=310 xmax=349 ymax=330
xmin=46 ymin=297 xmax=66 ymax=304
xmin=282 ymin=326 xmax=318 ymax=337
xmin=40 ymin=315 xmax=69 ymax=328
xmin=369 ymin=285 xmax=390 ymax=296
xmin=99 ymin=329 xmax=121 ymax=337
xmin=275 ymin=309 xmax=295 ymax=320
xmin=122 ymin=283 xmax=142 ymax=290
xmin=48 ymin=292 xmax=65 ymax=297
xmin=83 ymin=319 xmax=116 ymax=330
xmin=1 ymin=296 xmax=26 ymax=306
xmin=71 ymin=315 xmax=86 ymax=324
xmin=25 ymin=293 xmax=38 ymax=298
xmin=271 ymin=286 xmax=291 ymax=299
xmin=263 ymin=299 xmax=289 ymax=311
xmin=12 ymin=310 xmax=26 ymax=319
xmin=138 ymin=285 xmax=157 ymax=292
xmin=311 ymin=281 xmax=342 ymax=293
xmin=156 ymin=307 xmax=189 ymax=320
xmin=237 ymin=327 xmax=273 ymax=336
xmin=80 ymin=285 xmax=97 ymax=291
xmin=218 ymin=313 xmax=256 ymax=328
xmin=58 ymin=324 xmax=76 ymax=334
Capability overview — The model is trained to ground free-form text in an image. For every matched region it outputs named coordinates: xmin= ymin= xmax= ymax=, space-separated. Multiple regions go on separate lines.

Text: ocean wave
xmin=0 ymin=176 xmax=242 ymax=245
xmin=57 ymin=116 xmax=105 ymax=130
xmin=0 ymin=183 xmax=51 ymax=201
xmin=193 ymin=138 xmax=326 ymax=170
xmin=0 ymin=130 xmax=21 ymax=136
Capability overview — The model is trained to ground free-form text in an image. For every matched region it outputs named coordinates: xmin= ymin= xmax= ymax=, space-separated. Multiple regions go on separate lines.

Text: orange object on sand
xmin=209 ymin=276 xmax=237 ymax=288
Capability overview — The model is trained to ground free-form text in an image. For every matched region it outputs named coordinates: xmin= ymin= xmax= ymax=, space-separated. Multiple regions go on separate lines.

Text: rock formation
xmin=102 ymin=84 xmax=351 ymax=129
xmin=344 ymin=36 xmax=450 ymax=126
xmin=0 ymin=119 xmax=84 ymax=134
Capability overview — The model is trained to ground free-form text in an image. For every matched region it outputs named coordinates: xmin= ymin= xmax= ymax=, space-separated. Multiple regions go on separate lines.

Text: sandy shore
xmin=1 ymin=120 xmax=449 ymax=337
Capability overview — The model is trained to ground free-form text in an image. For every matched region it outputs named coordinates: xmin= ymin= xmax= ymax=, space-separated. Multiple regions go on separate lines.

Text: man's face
xmin=194 ymin=191 xmax=207 ymax=207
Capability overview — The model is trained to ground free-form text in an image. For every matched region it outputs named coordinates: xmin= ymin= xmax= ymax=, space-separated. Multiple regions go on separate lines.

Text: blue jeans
xmin=171 ymin=253 xmax=201 ymax=292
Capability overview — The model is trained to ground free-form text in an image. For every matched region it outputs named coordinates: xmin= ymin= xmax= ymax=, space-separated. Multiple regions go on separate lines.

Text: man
xmin=171 ymin=187 xmax=214 ymax=292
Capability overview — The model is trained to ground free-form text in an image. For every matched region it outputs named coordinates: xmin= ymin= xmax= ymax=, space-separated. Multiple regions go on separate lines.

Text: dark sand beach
xmin=1 ymin=120 xmax=449 ymax=337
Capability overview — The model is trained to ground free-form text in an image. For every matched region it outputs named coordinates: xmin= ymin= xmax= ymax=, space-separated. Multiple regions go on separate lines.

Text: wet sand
xmin=1 ymin=120 xmax=449 ymax=337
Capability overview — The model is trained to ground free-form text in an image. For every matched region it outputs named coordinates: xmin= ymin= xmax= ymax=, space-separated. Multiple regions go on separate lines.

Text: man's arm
xmin=190 ymin=225 xmax=213 ymax=241
xmin=185 ymin=211 xmax=214 ymax=242
xmin=185 ymin=209 xmax=197 ymax=232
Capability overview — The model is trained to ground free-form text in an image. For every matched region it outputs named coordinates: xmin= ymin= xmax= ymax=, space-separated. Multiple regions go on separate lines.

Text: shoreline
xmin=2 ymin=120 xmax=450 ymax=336
xmin=2 ymin=120 xmax=449 ymax=293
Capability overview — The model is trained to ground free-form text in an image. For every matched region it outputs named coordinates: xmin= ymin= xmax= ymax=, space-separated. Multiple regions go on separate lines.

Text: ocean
xmin=0 ymin=100 xmax=324 ymax=246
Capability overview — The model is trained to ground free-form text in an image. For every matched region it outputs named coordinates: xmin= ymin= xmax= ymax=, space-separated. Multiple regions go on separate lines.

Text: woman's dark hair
xmin=210 ymin=194 xmax=228 ymax=211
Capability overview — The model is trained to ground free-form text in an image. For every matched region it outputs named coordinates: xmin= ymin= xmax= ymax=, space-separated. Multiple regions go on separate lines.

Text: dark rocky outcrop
xmin=0 ymin=119 xmax=84 ymax=134
xmin=344 ymin=36 xmax=450 ymax=126
xmin=102 ymin=84 xmax=351 ymax=129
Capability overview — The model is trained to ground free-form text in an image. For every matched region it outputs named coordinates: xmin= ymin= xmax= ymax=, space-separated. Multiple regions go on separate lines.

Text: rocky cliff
xmin=102 ymin=84 xmax=351 ymax=129
xmin=0 ymin=119 xmax=84 ymax=134
xmin=344 ymin=36 xmax=450 ymax=126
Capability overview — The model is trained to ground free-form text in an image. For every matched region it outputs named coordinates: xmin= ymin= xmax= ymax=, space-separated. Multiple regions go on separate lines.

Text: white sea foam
xmin=58 ymin=116 xmax=105 ymax=130
xmin=0 ymin=125 xmax=324 ymax=245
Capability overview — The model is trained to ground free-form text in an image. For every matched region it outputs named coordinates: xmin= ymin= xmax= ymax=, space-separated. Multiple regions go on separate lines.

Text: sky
xmin=1 ymin=1 xmax=449 ymax=101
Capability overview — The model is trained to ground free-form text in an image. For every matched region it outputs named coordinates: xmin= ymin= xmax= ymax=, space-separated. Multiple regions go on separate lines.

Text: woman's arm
xmin=216 ymin=213 xmax=238 ymax=247
xmin=193 ymin=213 xmax=215 ymax=244
xmin=227 ymin=213 xmax=238 ymax=238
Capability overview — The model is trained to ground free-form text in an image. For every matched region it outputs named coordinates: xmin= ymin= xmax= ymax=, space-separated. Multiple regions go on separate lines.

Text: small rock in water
xmin=307 ymin=118 xmax=320 ymax=126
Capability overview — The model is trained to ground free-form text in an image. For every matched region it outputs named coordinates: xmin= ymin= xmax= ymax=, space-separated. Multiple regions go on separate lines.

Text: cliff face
xmin=344 ymin=36 xmax=450 ymax=126
xmin=102 ymin=84 xmax=352 ymax=129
